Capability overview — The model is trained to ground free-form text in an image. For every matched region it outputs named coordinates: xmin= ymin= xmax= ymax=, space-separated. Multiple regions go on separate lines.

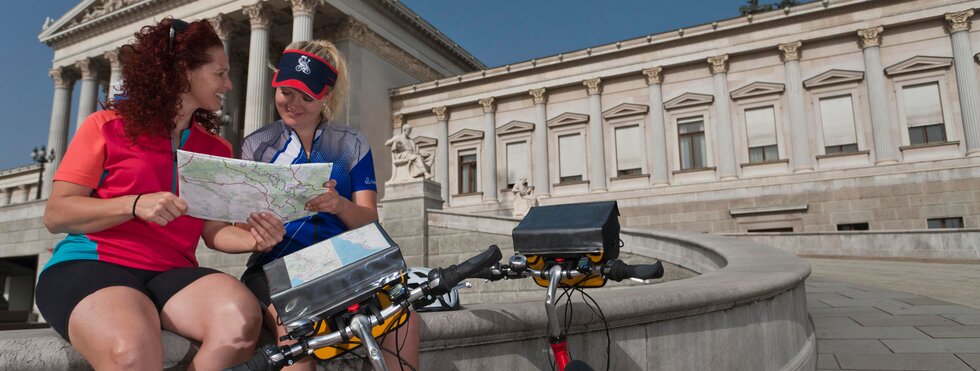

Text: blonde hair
xmin=284 ymin=39 xmax=350 ymax=122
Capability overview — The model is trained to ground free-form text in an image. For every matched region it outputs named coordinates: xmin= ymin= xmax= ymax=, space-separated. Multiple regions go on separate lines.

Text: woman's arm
xmin=201 ymin=212 xmax=285 ymax=253
xmin=305 ymin=181 xmax=378 ymax=230
xmin=44 ymin=181 xmax=188 ymax=234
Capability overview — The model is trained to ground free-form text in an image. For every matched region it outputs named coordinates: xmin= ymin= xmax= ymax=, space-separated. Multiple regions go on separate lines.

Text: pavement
xmin=805 ymin=258 xmax=980 ymax=371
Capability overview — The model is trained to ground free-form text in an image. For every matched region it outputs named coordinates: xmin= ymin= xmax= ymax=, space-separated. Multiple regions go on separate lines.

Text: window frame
xmin=547 ymin=114 xmax=590 ymax=187
xmin=808 ymin=84 xmax=870 ymax=158
xmin=892 ymin=71 xmax=958 ymax=147
xmin=734 ymin=99 xmax=787 ymax=166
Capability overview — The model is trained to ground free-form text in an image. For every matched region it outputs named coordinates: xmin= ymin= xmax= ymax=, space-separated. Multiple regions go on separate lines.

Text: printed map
xmin=176 ymin=150 xmax=332 ymax=222
xmin=283 ymin=222 xmax=393 ymax=287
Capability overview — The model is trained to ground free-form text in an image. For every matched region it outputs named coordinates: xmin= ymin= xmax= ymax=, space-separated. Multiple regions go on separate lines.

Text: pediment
xmin=803 ymin=69 xmax=864 ymax=89
xmin=602 ymin=103 xmax=649 ymax=120
xmin=448 ymin=129 xmax=484 ymax=143
xmin=40 ymin=0 xmax=137 ymax=40
xmin=884 ymin=56 xmax=953 ymax=76
xmin=547 ymin=112 xmax=590 ymax=128
xmin=730 ymin=82 xmax=785 ymax=100
xmin=663 ymin=93 xmax=714 ymax=110
xmin=496 ymin=121 xmax=534 ymax=135
xmin=413 ymin=136 xmax=437 ymax=148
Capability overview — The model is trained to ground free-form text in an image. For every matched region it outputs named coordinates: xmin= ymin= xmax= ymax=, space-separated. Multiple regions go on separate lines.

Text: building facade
xmin=390 ymin=0 xmax=980 ymax=233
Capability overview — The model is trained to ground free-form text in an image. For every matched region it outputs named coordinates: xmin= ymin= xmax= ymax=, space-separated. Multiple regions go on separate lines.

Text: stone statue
xmin=511 ymin=177 xmax=538 ymax=217
xmin=385 ymin=124 xmax=434 ymax=183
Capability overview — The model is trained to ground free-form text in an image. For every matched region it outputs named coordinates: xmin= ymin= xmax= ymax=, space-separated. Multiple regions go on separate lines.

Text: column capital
xmin=207 ymin=13 xmax=233 ymax=40
xmin=479 ymin=97 xmax=496 ymax=113
xmin=583 ymin=78 xmax=602 ymax=96
xmin=291 ymin=0 xmax=321 ymax=17
xmin=243 ymin=2 xmax=273 ymax=29
xmin=75 ymin=58 xmax=99 ymax=80
xmin=432 ymin=106 xmax=449 ymax=121
xmin=778 ymin=40 xmax=802 ymax=61
xmin=392 ymin=114 xmax=405 ymax=128
xmin=642 ymin=67 xmax=663 ymax=85
xmin=707 ymin=54 xmax=729 ymax=74
xmin=103 ymin=49 xmax=122 ymax=71
xmin=945 ymin=9 xmax=974 ymax=34
xmin=857 ymin=26 xmax=884 ymax=48
xmin=529 ymin=88 xmax=547 ymax=105
xmin=49 ymin=67 xmax=77 ymax=89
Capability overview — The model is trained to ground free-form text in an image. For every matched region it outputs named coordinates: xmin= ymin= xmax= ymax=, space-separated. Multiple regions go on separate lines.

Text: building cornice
xmin=39 ymin=0 xmax=192 ymax=48
xmin=371 ymin=0 xmax=485 ymax=71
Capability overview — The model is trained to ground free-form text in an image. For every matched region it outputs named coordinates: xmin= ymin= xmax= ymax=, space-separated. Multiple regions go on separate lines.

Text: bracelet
xmin=132 ymin=194 xmax=144 ymax=218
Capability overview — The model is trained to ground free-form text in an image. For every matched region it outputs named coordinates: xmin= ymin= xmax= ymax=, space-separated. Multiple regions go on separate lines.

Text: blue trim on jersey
xmin=270 ymin=135 xmax=291 ymax=164
xmin=43 ymin=234 xmax=99 ymax=271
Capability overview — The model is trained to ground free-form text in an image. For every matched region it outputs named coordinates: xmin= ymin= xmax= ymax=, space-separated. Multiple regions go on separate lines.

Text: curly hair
xmin=109 ymin=18 xmax=224 ymax=141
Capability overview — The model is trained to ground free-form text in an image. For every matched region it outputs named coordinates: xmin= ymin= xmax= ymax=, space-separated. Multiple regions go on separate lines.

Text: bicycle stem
xmin=544 ymin=264 xmax=564 ymax=340
xmin=351 ymin=314 xmax=388 ymax=371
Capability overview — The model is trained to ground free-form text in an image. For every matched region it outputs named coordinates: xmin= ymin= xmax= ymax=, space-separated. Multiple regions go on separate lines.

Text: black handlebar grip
xmin=605 ymin=260 xmax=665 ymax=282
xmin=429 ymin=245 xmax=502 ymax=295
xmin=224 ymin=348 xmax=273 ymax=371
xmin=471 ymin=263 xmax=502 ymax=281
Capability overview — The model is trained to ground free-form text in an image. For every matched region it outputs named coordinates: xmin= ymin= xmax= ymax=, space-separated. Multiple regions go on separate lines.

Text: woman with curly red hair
xmin=34 ymin=18 xmax=285 ymax=370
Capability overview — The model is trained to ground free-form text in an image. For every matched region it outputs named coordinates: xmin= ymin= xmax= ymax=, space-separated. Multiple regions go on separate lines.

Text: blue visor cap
xmin=271 ymin=50 xmax=338 ymax=100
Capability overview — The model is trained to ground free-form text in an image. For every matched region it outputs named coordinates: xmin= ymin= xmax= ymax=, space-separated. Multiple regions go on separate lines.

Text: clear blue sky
xmin=0 ymin=0 xmax=770 ymax=170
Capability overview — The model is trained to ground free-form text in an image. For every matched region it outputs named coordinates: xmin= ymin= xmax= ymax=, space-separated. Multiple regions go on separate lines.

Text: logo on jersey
xmin=296 ymin=56 xmax=312 ymax=75
xmin=365 ymin=177 xmax=376 ymax=185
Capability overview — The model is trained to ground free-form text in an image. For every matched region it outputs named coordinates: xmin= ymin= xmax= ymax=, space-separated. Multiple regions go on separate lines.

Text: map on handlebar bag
xmin=176 ymin=150 xmax=332 ymax=222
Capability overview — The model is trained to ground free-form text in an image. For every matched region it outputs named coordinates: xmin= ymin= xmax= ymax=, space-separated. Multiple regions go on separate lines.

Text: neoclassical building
xmin=392 ymin=0 xmax=980 ymax=233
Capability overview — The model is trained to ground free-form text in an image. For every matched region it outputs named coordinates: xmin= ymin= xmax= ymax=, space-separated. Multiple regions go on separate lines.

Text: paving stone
xmin=820 ymin=298 xmax=907 ymax=308
xmin=877 ymin=305 xmax=980 ymax=316
xmin=816 ymin=326 xmax=928 ymax=340
xmin=896 ymin=297 xmax=955 ymax=306
xmin=810 ymin=306 xmax=887 ymax=317
xmin=915 ymin=326 xmax=980 ymax=338
xmin=835 ymin=288 xmax=922 ymax=300
xmin=956 ymin=353 xmax=980 ymax=369
xmin=944 ymin=314 xmax=980 ymax=325
xmin=835 ymin=353 xmax=972 ymax=370
xmin=849 ymin=314 xmax=959 ymax=327
xmin=882 ymin=338 xmax=980 ymax=353
xmin=817 ymin=354 xmax=840 ymax=369
xmin=813 ymin=317 xmax=860 ymax=328
xmin=817 ymin=339 xmax=893 ymax=354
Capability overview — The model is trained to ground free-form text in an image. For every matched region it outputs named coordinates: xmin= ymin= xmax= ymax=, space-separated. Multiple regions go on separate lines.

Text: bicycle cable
xmin=577 ymin=287 xmax=611 ymax=371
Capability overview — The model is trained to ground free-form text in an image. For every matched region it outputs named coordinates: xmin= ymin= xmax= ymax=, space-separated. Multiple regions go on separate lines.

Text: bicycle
xmin=227 ymin=244 xmax=502 ymax=371
xmin=474 ymin=200 xmax=665 ymax=371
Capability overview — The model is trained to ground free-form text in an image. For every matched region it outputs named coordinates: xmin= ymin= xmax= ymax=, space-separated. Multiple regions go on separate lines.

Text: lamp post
xmin=31 ymin=145 xmax=55 ymax=200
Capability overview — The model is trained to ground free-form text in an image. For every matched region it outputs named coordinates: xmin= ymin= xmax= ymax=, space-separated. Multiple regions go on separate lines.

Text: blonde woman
xmin=240 ymin=40 xmax=420 ymax=370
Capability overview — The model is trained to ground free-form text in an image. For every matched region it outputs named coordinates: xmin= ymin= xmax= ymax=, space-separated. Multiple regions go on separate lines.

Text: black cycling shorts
xmin=241 ymin=264 xmax=272 ymax=307
xmin=35 ymin=259 xmax=221 ymax=342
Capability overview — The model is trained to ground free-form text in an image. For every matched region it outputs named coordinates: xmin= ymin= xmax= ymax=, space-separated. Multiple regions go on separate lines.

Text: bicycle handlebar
xmin=225 ymin=245 xmax=503 ymax=371
xmin=604 ymin=260 xmax=664 ymax=282
xmin=475 ymin=257 xmax=664 ymax=283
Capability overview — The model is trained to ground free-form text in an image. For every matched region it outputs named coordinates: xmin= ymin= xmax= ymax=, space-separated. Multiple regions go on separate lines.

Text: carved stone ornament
xmin=511 ymin=177 xmax=538 ymax=218
xmin=432 ymin=106 xmax=449 ymax=121
xmin=77 ymin=0 xmax=137 ymax=25
xmin=479 ymin=97 xmax=496 ymax=113
xmin=243 ymin=2 xmax=273 ymax=29
xmin=778 ymin=41 xmax=802 ymax=61
xmin=49 ymin=67 xmax=76 ymax=89
xmin=945 ymin=9 xmax=973 ymax=33
xmin=207 ymin=14 xmax=232 ymax=40
xmin=857 ymin=26 xmax=884 ymax=48
xmin=291 ymin=0 xmax=321 ymax=16
xmin=104 ymin=49 xmax=122 ymax=71
xmin=392 ymin=114 xmax=405 ymax=128
xmin=75 ymin=58 xmax=99 ymax=80
xmin=385 ymin=124 xmax=434 ymax=183
xmin=583 ymin=78 xmax=602 ymax=95
xmin=529 ymin=88 xmax=547 ymax=105
xmin=335 ymin=17 xmax=442 ymax=82
xmin=642 ymin=67 xmax=663 ymax=85
xmin=707 ymin=55 xmax=729 ymax=74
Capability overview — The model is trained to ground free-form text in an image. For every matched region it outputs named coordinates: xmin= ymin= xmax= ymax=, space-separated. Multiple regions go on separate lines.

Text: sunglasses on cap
xmin=167 ymin=19 xmax=190 ymax=55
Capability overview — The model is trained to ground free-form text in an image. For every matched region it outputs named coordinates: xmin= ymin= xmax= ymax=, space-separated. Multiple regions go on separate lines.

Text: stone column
xmin=47 ymin=67 xmax=75 ymax=197
xmin=642 ymin=67 xmax=670 ymax=186
xmin=291 ymin=0 xmax=319 ymax=42
xmin=20 ymin=185 xmax=31 ymax=203
xmin=479 ymin=97 xmax=498 ymax=204
xmin=583 ymin=78 xmax=607 ymax=191
xmin=858 ymin=26 xmax=897 ymax=164
xmin=708 ymin=55 xmax=737 ymax=179
xmin=207 ymin=13 xmax=240 ymax=148
xmin=433 ymin=106 xmax=450 ymax=204
xmin=945 ymin=10 xmax=980 ymax=155
xmin=779 ymin=41 xmax=813 ymax=172
xmin=74 ymin=58 xmax=100 ymax=132
xmin=104 ymin=49 xmax=122 ymax=102
xmin=0 ymin=189 xmax=6 ymax=206
xmin=529 ymin=88 xmax=550 ymax=197
xmin=379 ymin=179 xmax=442 ymax=267
xmin=243 ymin=2 xmax=273 ymax=136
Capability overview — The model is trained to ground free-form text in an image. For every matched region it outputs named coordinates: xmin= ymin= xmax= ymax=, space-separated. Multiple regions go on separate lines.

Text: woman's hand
xmin=246 ymin=212 xmax=286 ymax=252
xmin=305 ymin=180 xmax=351 ymax=215
xmin=133 ymin=192 xmax=188 ymax=226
